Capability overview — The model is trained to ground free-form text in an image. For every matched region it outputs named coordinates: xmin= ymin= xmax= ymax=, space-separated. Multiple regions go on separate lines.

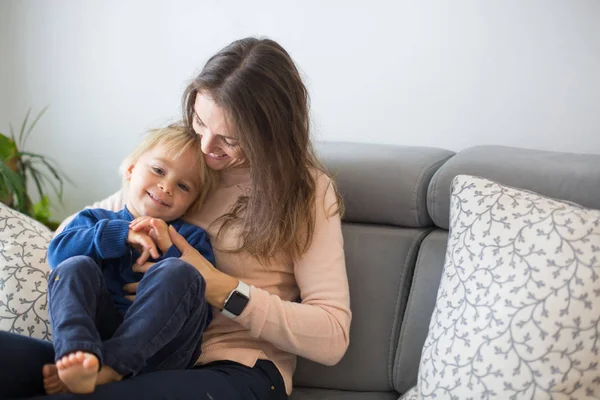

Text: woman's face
xmin=192 ymin=93 xmax=246 ymax=171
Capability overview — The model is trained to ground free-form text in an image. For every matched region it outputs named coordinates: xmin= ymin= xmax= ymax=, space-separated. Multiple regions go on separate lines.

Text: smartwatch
xmin=221 ymin=280 xmax=250 ymax=319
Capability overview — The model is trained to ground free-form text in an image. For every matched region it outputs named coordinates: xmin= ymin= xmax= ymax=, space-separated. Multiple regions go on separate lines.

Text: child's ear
xmin=124 ymin=165 xmax=134 ymax=181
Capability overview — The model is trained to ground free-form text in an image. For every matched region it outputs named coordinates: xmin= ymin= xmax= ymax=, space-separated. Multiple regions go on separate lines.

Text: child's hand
xmin=129 ymin=217 xmax=173 ymax=254
xmin=127 ymin=229 xmax=160 ymax=265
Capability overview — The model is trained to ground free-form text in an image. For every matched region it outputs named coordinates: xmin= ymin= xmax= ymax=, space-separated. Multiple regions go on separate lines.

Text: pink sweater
xmin=59 ymin=167 xmax=351 ymax=394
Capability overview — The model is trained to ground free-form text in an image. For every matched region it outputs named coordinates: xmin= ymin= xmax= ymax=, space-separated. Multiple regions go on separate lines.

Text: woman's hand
xmin=124 ymin=225 xmax=238 ymax=307
xmin=129 ymin=217 xmax=173 ymax=253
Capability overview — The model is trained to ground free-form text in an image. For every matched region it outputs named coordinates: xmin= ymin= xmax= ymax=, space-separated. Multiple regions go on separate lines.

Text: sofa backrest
xmin=427 ymin=145 xmax=600 ymax=230
xmin=294 ymin=142 xmax=454 ymax=392
xmin=395 ymin=145 xmax=600 ymax=394
xmin=294 ymin=142 xmax=600 ymax=396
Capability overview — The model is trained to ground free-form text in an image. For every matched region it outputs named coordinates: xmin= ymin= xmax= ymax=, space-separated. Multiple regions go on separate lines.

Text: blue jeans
xmin=0 ymin=331 xmax=287 ymax=399
xmin=48 ymin=256 xmax=211 ymax=377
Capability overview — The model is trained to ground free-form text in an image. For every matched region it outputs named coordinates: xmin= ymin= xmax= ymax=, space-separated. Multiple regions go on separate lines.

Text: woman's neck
xmin=218 ymin=166 xmax=251 ymax=188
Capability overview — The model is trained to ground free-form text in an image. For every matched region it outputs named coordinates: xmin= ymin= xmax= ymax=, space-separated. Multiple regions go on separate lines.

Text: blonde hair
xmin=119 ymin=124 xmax=216 ymax=216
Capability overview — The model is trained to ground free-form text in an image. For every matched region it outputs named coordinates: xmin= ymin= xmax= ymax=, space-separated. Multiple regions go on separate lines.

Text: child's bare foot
xmin=56 ymin=351 xmax=99 ymax=394
xmin=42 ymin=364 xmax=68 ymax=394
xmin=96 ymin=364 xmax=123 ymax=386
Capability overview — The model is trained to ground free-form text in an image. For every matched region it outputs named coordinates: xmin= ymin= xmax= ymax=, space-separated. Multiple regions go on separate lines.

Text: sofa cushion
xmin=393 ymin=230 xmax=447 ymax=394
xmin=290 ymin=387 xmax=398 ymax=400
xmin=0 ymin=203 xmax=52 ymax=341
xmin=317 ymin=142 xmax=454 ymax=228
xmin=427 ymin=145 xmax=600 ymax=229
xmin=412 ymin=175 xmax=600 ymax=398
xmin=294 ymin=223 xmax=430 ymax=392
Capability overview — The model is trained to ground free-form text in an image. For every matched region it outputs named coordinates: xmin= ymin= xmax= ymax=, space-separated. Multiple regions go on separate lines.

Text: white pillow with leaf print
xmin=0 ymin=202 xmax=52 ymax=341
xmin=403 ymin=175 xmax=600 ymax=400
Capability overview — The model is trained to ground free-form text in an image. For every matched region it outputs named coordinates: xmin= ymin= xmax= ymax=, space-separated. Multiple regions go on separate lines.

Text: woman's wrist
xmin=206 ymin=269 xmax=239 ymax=308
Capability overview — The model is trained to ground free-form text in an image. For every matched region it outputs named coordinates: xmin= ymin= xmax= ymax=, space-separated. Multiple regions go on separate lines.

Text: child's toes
xmin=62 ymin=355 xmax=73 ymax=367
xmin=82 ymin=355 xmax=98 ymax=370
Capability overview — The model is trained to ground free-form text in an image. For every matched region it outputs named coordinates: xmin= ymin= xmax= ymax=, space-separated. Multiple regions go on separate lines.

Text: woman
xmin=0 ymin=37 xmax=351 ymax=399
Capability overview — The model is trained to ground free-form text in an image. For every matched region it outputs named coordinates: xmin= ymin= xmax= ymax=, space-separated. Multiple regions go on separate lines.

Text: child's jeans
xmin=48 ymin=255 xmax=211 ymax=377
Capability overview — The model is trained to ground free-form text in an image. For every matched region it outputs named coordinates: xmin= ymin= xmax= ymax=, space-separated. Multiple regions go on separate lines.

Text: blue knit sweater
xmin=48 ymin=207 xmax=215 ymax=314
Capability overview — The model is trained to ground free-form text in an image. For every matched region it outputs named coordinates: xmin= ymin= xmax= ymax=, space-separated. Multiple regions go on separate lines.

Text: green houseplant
xmin=0 ymin=107 xmax=69 ymax=230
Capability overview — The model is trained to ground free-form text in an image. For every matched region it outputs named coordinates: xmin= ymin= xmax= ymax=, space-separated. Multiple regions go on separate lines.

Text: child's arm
xmin=54 ymin=191 xmax=125 ymax=237
xmin=47 ymin=209 xmax=130 ymax=269
xmin=129 ymin=218 xmax=215 ymax=265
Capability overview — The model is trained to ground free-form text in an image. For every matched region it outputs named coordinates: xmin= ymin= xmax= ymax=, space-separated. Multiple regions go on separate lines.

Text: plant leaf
xmin=23 ymin=160 xmax=44 ymax=200
xmin=9 ymin=123 xmax=15 ymax=141
xmin=0 ymin=134 xmax=18 ymax=162
xmin=2 ymin=107 xmax=70 ymax=221
xmin=18 ymin=108 xmax=32 ymax=148
xmin=27 ymin=163 xmax=63 ymax=201
xmin=18 ymin=151 xmax=73 ymax=185
xmin=33 ymin=195 xmax=52 ymax=224
xmin=21 ymin=106 xmax=48 ymax=148
xmin=0 ymin=162 xmax=27 ymax=213
xmin=29 ymin=157 xmax=70 ymax=196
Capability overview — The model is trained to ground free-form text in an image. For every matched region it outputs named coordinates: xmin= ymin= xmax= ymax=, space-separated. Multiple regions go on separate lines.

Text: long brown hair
xmin=182 ymin=37 xmax=344 ymax=262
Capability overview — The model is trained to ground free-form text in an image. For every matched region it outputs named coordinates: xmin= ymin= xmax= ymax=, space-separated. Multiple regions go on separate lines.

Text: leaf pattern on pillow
xmin=408 ymin=175 xmax=600 ymax=399
xmin=0 ymin=203 xmax=53 ymax=341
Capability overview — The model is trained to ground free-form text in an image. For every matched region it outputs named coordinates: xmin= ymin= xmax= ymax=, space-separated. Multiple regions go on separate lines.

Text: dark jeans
xmin=0 ymin=332 xmax=287 ymax=400
xmin=48 ymin=255 xmax=211 ymax=377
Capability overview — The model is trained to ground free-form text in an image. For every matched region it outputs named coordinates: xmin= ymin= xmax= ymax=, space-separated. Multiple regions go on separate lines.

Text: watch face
xmin=226 ymin=292 xmax=249 ymax=316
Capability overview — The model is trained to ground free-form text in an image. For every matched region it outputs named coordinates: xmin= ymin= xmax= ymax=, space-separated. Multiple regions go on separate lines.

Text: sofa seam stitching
xmin=392 ymin=229 xmax=435 ymax=392
xmin=387 ymin=229 xmax=430 ymax=389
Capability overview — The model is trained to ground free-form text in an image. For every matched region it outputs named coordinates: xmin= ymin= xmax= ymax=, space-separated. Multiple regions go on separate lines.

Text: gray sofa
xmin=290 ymin=142 xmax=600 ymax=400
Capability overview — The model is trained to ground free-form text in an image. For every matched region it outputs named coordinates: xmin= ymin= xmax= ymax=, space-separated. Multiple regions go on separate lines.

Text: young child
xmin=45 ymin=125 xmax=216 ymax=394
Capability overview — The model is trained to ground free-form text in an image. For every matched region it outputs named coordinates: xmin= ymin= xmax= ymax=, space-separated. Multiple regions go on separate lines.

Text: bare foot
xmin=42 ymin=364 xmax=68 ymax=394
xmin=56 ymin=351 xmax=99 ymax=394
xmin=96 ymin=364 xmax=123 ymax=386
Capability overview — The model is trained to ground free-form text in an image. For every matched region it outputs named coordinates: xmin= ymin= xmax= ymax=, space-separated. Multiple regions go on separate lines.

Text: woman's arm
xmin=55 ymin=190 xmax=125 ymax=235
xmin=234 ymin=175 xmax=351 ymax=366
xmin=137 ymin=176 xmax=351 ymax=365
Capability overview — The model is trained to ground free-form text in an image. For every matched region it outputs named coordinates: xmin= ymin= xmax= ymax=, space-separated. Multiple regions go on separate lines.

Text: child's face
xmin=125 ymin=144 xmax=202 ymax=221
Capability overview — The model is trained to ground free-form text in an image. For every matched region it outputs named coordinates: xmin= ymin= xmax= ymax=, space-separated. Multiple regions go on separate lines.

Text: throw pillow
xmin=0 ymin=202 xmax=53 ymax=341
xmin=405 ymin=175 xmax=600 ymax=399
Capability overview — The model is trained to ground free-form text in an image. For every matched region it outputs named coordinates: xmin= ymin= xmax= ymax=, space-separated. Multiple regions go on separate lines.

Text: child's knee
xmin=51 ymin=256 xmax=102 ymax=281
xmin=151 ymin=259 xmax=204 ymax=289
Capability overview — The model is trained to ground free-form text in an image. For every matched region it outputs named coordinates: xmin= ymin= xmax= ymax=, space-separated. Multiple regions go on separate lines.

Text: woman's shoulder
xmin=310 ymin=168 xmax=343 ymax=215
xmin=89 ymin=190 xmax=126 ymax=211
xmin=311 ymin=168 xmax=334 ymax=190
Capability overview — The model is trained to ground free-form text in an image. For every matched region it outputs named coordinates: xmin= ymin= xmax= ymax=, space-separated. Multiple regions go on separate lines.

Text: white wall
xmin=1 ymin=0 xmax=600 ymax=219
